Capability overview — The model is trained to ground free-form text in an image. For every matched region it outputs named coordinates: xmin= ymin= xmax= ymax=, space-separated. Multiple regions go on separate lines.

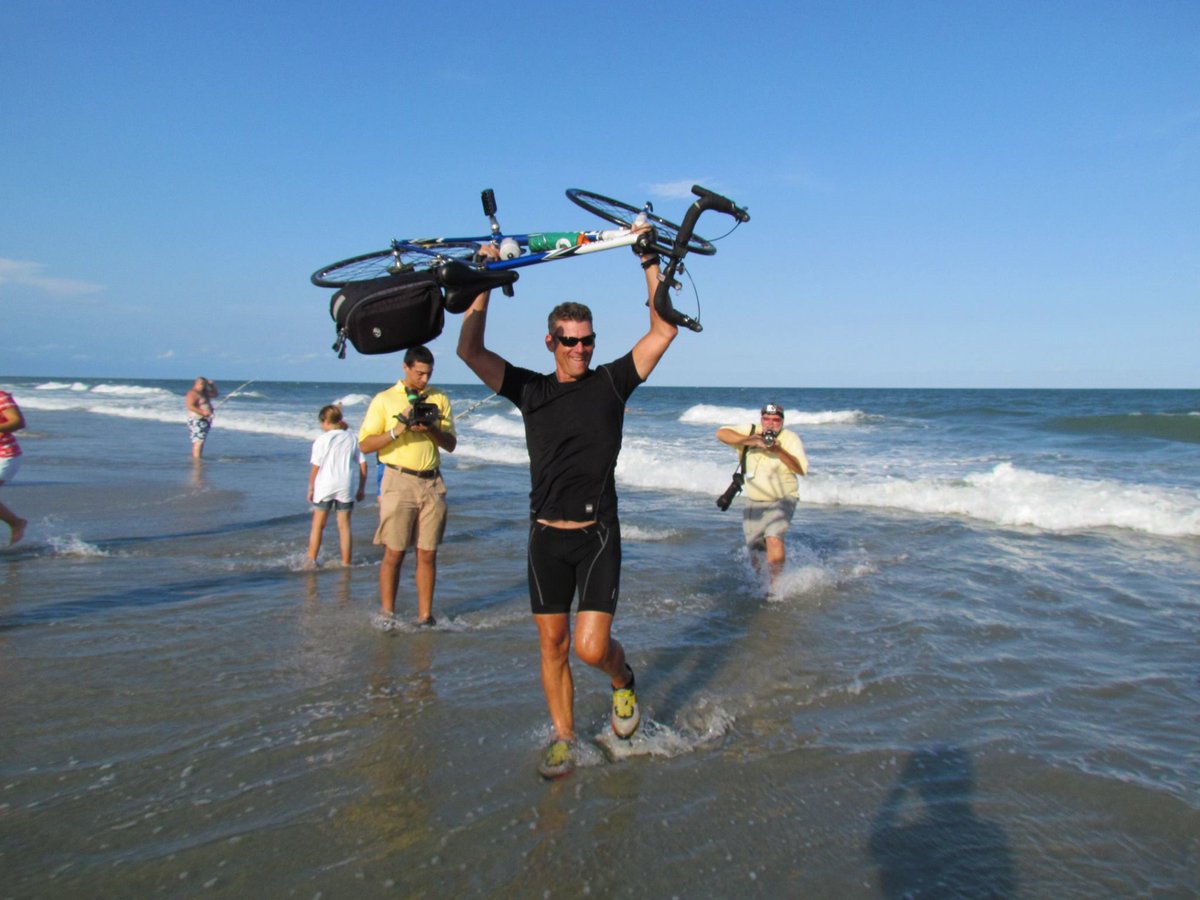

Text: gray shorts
xmin=742 ymin=497 xmax=797 ymax=548
xmin=0 ymin=455 xmax=21 ymax=484
xmin=312 ymin=498 xmax=354 ymax=512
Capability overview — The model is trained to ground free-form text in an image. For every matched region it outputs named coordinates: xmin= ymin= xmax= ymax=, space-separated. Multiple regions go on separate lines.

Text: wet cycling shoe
xmin=538 ymin=739 xmax=576 ymax=780
xmin=610 ymin=666 xmax=640 ymax=739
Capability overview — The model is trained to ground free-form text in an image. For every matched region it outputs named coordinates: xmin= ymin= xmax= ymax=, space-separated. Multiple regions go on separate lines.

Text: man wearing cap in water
xmin=716 ymin=402 xmax=809 ymax=583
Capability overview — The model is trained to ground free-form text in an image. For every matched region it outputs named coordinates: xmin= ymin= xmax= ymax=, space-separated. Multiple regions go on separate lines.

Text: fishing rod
xmin=212 ymin=379 xmax=256 ymax=413
xmin=453 ymin=393 xmax=498 ymax=420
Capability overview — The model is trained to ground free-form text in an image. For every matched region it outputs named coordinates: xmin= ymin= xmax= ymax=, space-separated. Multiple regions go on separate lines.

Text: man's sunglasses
xmin=554 ymin=334 xmax=596 ymax=347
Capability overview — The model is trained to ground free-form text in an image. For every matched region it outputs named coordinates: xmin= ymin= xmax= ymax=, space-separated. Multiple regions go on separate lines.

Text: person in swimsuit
xmin=0 ymin=389 xmax=28 ymax=545
xmin=457 ymin=234 xmax=676 ymax=778
xmin=185 ymin=377 xmax=218 ymax=459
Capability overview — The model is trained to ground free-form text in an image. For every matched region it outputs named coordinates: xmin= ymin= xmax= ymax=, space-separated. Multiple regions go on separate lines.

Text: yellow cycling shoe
xmin=610 ymin=666 xmax=640 ymax=739
xmin=538 ymin=739 xmax=576 ymax=780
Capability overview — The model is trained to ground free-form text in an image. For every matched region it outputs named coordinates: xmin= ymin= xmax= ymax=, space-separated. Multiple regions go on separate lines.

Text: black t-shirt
xmin=499 ymin=352 xmax=643 ymax=523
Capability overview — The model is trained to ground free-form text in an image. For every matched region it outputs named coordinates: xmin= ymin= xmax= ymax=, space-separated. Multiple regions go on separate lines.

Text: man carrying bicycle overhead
xmin=458 ymin=233 xmax=675 ymax=779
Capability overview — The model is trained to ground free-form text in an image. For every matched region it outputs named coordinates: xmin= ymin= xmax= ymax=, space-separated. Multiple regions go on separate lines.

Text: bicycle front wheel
xmin=311 ymin=241 xmax=481 ymax=287
xmin=566 ymin=189 xmax=716 ymax=257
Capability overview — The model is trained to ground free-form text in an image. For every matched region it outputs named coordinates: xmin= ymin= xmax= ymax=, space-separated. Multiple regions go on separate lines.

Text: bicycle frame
xmin=405 ymin=226 xmax=642 ymax=272
xmin=311 ymin=185 xmax=749 ymax=333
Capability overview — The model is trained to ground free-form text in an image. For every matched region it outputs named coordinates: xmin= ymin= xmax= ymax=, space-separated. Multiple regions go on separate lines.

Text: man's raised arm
xmin=630 ymin=253 xmax=678 ymax=381
xmin=457 ymin=283 xmax=508 ymax=393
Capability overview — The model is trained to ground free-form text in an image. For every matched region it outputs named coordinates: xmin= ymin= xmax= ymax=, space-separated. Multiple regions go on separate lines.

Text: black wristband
xmin=640 ymin=255 xmax=660 ymax=269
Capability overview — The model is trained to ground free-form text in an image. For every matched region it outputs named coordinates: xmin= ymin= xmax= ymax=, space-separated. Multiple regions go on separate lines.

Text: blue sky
xmin=2 ymin=0 xmax=1197 ymax=388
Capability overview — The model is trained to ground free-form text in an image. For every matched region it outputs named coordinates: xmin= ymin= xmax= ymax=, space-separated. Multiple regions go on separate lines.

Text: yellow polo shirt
xmin=358 ymin=381 xmax=455 ymax=470
xmin=724 ymin=424 xmax=808 ymax=503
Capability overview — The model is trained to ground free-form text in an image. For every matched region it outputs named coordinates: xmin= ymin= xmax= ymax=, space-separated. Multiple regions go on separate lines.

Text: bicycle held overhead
xmin=312 ymin=185 xmax=749 ymax=356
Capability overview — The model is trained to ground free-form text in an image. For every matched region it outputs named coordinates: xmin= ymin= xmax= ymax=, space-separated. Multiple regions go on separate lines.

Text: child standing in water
xmin=0 ymin=389 xmax=27 ymax=545
xmin=306 ymin=405 xmax=367 ymax=566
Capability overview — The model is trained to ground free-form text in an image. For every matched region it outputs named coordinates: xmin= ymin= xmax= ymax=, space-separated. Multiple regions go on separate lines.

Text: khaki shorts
xmin=374 ymin=467 xmax=447 ymax=552
xmin=742 ymin=497 xmax=797 ymax=549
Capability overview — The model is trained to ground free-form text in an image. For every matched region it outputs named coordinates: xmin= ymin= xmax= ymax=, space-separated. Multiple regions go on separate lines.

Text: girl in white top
xmin=306 ymin=404 xmax=367 ymax=566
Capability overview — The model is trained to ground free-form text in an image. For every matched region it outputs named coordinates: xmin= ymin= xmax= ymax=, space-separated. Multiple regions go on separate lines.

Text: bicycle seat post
xmin=481 ymin=188 xmax=501 ymax=240
xmin=480 ymin=187 xmax=515 ymax=296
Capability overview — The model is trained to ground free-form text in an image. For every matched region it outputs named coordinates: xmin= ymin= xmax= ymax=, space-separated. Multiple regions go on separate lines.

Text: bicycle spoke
xmin=311 ymin=241 xmax=481 ymax=287
xmin=566 ymin=189 xmax=716 ymax=256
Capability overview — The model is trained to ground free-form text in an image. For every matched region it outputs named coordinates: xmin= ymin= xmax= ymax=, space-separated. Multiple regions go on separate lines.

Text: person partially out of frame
xmin=716 ymin=402 xmax=808 ymax=584
xmin=457 ymin=232 xmax=675 ymax=779
xmin=0 ymin=388 xmax=28 ymax=545
xmin=357 ymin=346 xmax=456 ymax=628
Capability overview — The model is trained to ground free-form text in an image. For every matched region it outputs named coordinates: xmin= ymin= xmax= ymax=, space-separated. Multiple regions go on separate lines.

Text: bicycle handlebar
xmin=690 ymin=184 xmax=751 ymax=224
xmin=653 ymin=185 xmax=749 ymax=332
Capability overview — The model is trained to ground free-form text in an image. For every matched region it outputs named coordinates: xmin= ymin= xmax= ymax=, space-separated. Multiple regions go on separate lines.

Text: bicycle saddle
xmin=439 ymin=261 xmax=518 ymax=314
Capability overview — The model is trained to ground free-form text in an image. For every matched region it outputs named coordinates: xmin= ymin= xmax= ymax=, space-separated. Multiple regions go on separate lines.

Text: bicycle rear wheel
xmin=566 ymin=189 xmax=716 ymax=257
xmin=311 ymin=241 xmax=481 ymax=287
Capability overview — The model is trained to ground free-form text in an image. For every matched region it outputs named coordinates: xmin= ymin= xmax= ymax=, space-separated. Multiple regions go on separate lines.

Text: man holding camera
xmin=358 ymin=345 xmax=456 ymax=627
xmin=716 ymin=403 xmax=808 ymax=583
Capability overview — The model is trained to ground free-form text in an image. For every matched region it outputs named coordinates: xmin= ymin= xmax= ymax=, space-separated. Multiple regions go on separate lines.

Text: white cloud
xmin=0 ymin=258 xmax=104 ymax=296
xmin=647 ymin=180 xmax=714 ymax=200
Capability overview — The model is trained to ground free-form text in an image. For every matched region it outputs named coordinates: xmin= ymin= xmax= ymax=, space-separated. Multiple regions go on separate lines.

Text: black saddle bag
xmin=329 ymin=270 xmax=444 ymax=357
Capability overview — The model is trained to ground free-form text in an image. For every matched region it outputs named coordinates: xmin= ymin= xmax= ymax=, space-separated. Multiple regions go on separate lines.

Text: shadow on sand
xmin=869 ymin=744 xmax=1016 ymax=898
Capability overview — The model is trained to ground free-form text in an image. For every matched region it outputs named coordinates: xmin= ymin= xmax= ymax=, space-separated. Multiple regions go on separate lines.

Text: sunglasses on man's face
xmin=555 ymin=333 xmax=596 ymax=347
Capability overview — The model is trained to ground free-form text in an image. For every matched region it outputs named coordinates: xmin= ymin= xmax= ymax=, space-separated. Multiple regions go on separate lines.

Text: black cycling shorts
xmin=527 ymin=521 xmax=621 ymax=616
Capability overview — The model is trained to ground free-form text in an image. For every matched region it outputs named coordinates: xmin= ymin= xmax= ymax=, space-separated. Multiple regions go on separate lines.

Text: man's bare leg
xmin=765 ymin=535 xmax=786 ymax=584
xmin=535 ymin=613 xmax=575 ymax=740
xmin=574 ymin=611 xmax=629 ymax=687
xmin=414 ymin=548 xmax=437 ymax=622
xmin=379 ymin=546 xmax=405 ymax=615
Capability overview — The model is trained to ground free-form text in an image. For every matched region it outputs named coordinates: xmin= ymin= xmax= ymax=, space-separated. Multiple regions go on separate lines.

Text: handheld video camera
xmin=715 ymin=472 xmax=744 ymax=511
xmin=396 ymin=395 xmax=440 ymax=429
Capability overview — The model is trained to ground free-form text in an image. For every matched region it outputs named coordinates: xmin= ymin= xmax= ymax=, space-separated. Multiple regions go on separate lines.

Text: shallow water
xmin=1 ymin=379 xmax=1198 ymax=897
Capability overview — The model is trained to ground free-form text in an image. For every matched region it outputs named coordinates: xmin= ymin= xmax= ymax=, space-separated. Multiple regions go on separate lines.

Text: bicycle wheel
xmin=311 ymin=241 xmax=481 ymax=287
xmin=566 ymin=189 xmax=716 ymax=257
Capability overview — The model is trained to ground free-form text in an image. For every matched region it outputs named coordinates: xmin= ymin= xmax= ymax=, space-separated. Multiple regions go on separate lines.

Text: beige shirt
xmin=723 ymin=424 xmax=808 ymax=502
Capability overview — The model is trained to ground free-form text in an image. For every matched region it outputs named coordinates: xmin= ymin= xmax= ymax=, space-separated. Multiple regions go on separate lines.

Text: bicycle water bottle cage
xmin=439 ymin=261 xmax=519 ymax=314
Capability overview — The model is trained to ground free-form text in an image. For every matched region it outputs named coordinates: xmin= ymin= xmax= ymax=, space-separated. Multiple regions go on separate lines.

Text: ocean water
xmin=1 ymin=376 xmax=1197 ymax=898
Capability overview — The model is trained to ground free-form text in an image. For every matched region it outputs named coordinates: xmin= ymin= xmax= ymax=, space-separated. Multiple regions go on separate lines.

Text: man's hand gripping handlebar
xmin=650 ymin=185 xmax=750 ymax=332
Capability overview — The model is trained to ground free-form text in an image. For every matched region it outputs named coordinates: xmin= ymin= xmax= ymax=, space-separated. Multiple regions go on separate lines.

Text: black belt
xmin=386 ymin=464 xmax=440 ymax=479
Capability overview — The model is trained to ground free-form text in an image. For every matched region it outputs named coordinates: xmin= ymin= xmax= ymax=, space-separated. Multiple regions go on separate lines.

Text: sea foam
xmin=679 ymin=403 xmax=869 ymax=427
xmin=802 ymin=462 xmax=1200 ymax=537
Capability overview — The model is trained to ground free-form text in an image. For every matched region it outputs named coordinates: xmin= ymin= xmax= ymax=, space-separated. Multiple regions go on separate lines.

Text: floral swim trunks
xmin=188 ymin=415 xmax=212 ymax=444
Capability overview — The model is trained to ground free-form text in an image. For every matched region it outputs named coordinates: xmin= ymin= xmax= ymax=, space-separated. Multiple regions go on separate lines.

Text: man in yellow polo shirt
xmin=716 ymin=402 xmax=808 ymax=587
xmin=358 ymin=345 xmax=456 ymax=628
